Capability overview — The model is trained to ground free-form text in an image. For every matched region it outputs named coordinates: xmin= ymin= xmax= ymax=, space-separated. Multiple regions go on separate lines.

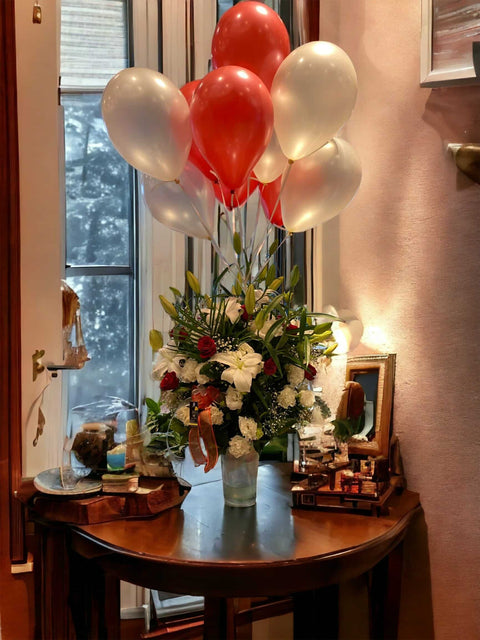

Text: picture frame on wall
xmin=420 ymin=0 xmax=480 ymax=86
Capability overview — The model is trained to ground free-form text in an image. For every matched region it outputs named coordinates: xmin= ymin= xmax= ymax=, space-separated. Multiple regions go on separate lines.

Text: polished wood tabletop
xmin=71 ymin=463 xmax=420 ymax=598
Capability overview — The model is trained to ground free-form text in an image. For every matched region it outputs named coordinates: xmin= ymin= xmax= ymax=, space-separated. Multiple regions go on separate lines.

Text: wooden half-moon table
xmin=33 ymin=463 xmax=420 ymax=640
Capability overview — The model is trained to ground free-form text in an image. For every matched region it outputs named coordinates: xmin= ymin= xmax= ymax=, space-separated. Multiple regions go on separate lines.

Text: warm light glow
xmin=312 ymin=41 xmax=338 ymax=56
xmin=361 ymin=325 xmax=392 ymax=352
xmin=323 ymin=305 xmax=364 ymax=354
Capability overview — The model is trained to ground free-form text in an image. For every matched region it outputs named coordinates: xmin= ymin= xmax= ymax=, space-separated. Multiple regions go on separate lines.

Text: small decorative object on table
xmin=292 ymin=354 xmax=397 ymax=515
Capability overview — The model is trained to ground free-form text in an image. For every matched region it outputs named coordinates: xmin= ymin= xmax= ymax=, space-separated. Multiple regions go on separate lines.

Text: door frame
xmin=0 ymin=0 xmax=24 ymax=564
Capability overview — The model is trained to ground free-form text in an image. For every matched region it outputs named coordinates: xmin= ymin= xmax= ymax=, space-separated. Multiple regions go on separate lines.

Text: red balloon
xmin=211 ymin=1 xmax=290 ymax=90
xmin=180 ymin=80 xmax=216 ymax=182
xmin=190 ymin=66 xmax=274 ymax=191
xmin=214 ymin=175 xmax=260 ymax=210
xmin=260 ymin=176 xmax=284 ymax=227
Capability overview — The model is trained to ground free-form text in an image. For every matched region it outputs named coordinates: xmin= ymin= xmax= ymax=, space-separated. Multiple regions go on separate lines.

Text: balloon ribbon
xmin=188 ymin=407 xmax=219 ymax=472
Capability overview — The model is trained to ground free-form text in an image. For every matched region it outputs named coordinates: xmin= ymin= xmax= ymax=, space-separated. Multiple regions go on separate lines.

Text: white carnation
xmin=286 ymin=364 xmax=304 ymax=387
xmin=209 ymin=405 xmax=224 ymax=426
xmin=277 ymin=385 xmax=297 ymax=409
xmin=179 ymin=358 xmax=199 ymax=383
xmin=175 ymin=405 xmax=191 ymax=425
xmin=226 ymin=386 xmax=243 ymax=410
xmin=298 ymin=389 xmax=315 ymax=408
xmin=238 ymin=416 xmax=257 ymax=440
xmin=228 ymin=435 xmax=253 ymax=458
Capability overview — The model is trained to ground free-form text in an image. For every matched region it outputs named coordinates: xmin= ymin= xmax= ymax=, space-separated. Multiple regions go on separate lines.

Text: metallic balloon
xmin=271 ymin=42 xmax=357 ymax=161
xmin=281 ymin=138 xmax=362 ymax=232
xmin=253 ymin=130 xmax=288 ymax=184
xmin=102 ymin=67 xmax=192 ymax=181
xmin=142 ymin=163 xmax=216 ymax=239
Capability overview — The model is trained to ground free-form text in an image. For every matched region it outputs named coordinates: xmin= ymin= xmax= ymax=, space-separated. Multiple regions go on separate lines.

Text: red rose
xmin=169 ymin=326 xmax=188 ymax=341
xmin=197 ymin=336 xmax=217 ymax=359
xmin=263 ymin=357 xmax=277 ymax=376
xmin=240 ymin=305 xmax=250 ymax=321
xmin=160 ymin=371 xmax=179 ymax=391
xmin=304 ymin=364 xmax=317 ymax=381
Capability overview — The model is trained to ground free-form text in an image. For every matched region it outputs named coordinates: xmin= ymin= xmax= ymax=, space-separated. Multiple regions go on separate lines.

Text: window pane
xmin=61 ymin=0 xmax=128 ymax=89
xmin=63 ymin=93 xmax=132 ymax=267
xmin=66 ymin=275 xmax=134 ymax=409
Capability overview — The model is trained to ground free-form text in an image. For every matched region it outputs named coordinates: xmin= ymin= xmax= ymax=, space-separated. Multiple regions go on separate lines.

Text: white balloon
xmin=142 ymin=163 xmax=216 ymax=239
xmin=281 ymin=138 xmax=362 ymax=232
xmin=271 ymin=42 xmax=357 ymax=161
xmin=102 ymin=67 xmax=192 ymax=181
xmin=253 ymin=130 xmax=288 ymax=184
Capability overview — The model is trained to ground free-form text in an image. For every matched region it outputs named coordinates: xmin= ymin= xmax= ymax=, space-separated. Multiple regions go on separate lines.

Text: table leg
xmin=34 ymin=522 xmax=73 ymax=640
xmin=292 ymin=585 xmax=339 ymax=640
xmin=369 ymin=541 xmax=404 ymax=640
xmin=203 ymin=597 xmax=236 ymax=640
xmin=69 ymin=548 xmax=121 ymax=640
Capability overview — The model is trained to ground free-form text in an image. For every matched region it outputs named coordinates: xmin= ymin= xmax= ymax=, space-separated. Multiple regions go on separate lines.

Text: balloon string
xmin=254 ymin=231 xmax=293 ymax=287
xmin=176 ymin=181 xmax=232 ymax=276
xmin=245 ymin=189 xmax=265 ymax=284
xmin=248 ymin=161 xmax=294 ymax=279
xmin=273 ymin=160 xmax=293 ymax=221
xmin=213 ymin=186 xmax=246 ymax=287
xmin=247 ymin=182 xmax=263 ymax=268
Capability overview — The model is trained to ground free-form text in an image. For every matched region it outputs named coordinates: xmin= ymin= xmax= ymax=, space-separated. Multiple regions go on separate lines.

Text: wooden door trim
xmin=0 ymin=0 xmax=24 ymax=563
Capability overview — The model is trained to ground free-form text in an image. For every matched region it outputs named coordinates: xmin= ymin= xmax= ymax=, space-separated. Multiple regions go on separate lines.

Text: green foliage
xmin=331 ymin=414 xmax=365 ymax=443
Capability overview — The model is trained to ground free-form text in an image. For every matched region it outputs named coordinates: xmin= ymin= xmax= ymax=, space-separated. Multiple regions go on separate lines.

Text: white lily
xmin=224 ymin=297 xmax=243 ymax=323
xmin=211 ymin=342 xmax=262 ymax=392
xmin=200 ymin=296 xmax=241 ymax=325
xmin=152 ymin=347 xmax=182 ymax=380
xmin=253 ymin=316 xmax=283 ymax=340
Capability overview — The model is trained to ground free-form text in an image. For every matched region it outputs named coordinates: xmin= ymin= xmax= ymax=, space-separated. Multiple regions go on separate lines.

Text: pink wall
xmin=321 ymin=2 xmax=480 ymax=638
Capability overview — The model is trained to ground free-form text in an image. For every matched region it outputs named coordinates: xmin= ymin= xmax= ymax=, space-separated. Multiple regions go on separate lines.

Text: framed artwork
xmin=421 ymin=0 xmax=480 ymax=87
xmin=345 ymin=354 xmax=396 ymax=459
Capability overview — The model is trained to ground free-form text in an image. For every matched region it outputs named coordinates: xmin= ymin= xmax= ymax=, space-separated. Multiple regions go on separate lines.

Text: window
xmin=60 ymin=0 xmax=137 ymax=411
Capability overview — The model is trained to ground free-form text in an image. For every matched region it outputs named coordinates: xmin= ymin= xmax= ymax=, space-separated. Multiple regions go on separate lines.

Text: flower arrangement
xmin=145 ymin=250 xmax=338 ymax=472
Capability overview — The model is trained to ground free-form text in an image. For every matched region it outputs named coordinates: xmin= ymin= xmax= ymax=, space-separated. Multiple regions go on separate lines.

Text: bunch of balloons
xmin=102 ymin=1 xmax=361 ymax=239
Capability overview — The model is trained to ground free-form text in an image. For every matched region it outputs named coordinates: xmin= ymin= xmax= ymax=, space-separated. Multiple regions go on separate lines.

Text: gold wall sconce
xmin=447 ymin=143 xmax=480 ymax=185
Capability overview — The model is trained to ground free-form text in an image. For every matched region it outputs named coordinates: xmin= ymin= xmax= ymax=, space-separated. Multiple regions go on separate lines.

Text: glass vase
xmin=221 ymin=449 xmax=259 ymax=507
